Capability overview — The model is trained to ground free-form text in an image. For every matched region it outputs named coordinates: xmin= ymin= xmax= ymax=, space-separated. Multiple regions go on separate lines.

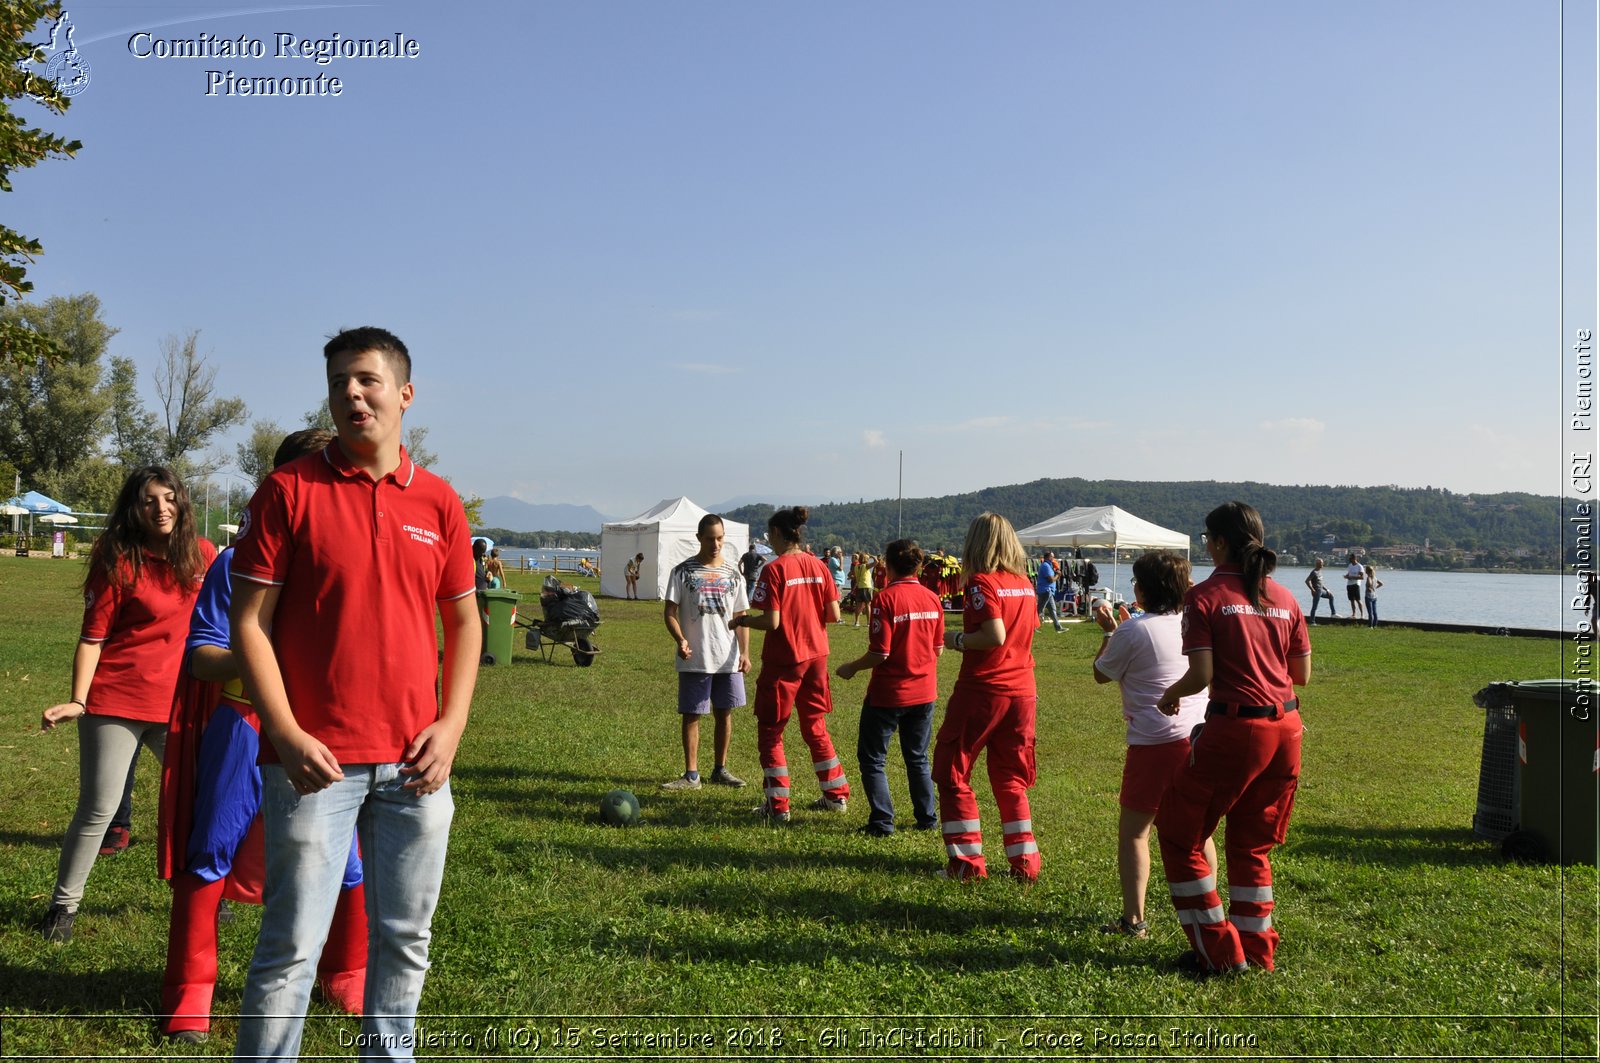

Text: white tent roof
xmin=604 ymin=496 xmax=713 ymax=532
xmin=1015 ymin=505 xmax=1189 ymax=552
xmin=599 ymin=496 xmax=750 ymax=600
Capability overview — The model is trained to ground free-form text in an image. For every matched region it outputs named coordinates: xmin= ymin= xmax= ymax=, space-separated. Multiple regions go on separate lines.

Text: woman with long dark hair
xmin=933 ymin=512 xmax=1040 ymax=881
xmin=1155 ymin=501 xmax=1310 ymax=976
xmin=38 ymin=466 xmax=216 ymax=942
xmin=732 ymin=506 xmax=850 ymax=822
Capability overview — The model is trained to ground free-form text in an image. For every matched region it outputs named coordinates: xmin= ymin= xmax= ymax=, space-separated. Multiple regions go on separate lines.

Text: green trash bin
xmin=478 ymin=589 xmax=520 ymax=666
xmin=1499 ymin=680 xmax=1599 ymax=866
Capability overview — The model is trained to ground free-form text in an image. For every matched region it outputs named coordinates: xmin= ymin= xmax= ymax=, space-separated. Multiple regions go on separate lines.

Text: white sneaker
xmin=809 ymin=795 xmax=848 ymax=813
xmin=751 ymin=802 xmax=791 ymax=824
xmin=660 ymin=775 xmax=701 ymax=791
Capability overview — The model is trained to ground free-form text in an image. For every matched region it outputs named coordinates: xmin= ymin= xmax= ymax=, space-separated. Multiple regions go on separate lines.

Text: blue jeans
xmin=236 ymin=764 xmax=454 ymax=1062
xmin=1037 ymin=591 xmax=1061 ymax=630
xmin=1307 ymin=588 xmax=1334 ymax=620
xmin=856 ymin=702 xmax=937 ymax=832
xmin=1366 ymin=595 xmax=1378 ymax=627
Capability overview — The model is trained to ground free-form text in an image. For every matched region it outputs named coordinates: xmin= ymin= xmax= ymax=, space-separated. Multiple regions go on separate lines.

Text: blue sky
xmin=10 ymin=1 xmax=1576 ymax=516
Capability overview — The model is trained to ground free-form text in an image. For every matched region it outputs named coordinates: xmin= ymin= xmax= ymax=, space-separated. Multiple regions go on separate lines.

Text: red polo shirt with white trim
xmin=231 ymin=444 xmax=476 ymax=764
xmin=865 ymin=578 xmax=944 ymax=707
xmin=1181 ymin=564 xmax=1310 ymax=706
xmin=750 ymin=552 xmax=838 ymax=666
xmin=956 ymin=570 xmax=1038 ymax=697
xmin=80 ymin=541 xmax=217 ymax=723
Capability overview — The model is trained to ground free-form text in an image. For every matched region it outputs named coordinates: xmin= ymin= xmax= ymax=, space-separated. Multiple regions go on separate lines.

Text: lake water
xmin=488 ymin=548 xmax=1576 ymax=633
xmin=493 ymin=546 xmax=600 ymax=575
xmin=1162 ymin=564 xmax=1574 ymax=633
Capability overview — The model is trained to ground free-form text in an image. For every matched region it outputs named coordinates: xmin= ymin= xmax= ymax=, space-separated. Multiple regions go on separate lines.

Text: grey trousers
xmin=51 ymin=713 xmax=166 ymax=911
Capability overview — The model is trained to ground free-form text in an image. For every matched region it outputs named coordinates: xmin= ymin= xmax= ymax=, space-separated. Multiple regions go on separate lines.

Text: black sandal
xmin=1100 ymin=915 xmax=1149 ymax=938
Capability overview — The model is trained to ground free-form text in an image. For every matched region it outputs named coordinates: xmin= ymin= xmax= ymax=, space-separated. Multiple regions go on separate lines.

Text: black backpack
xmin=1084 ymin=562 xmax=1100 ymax=586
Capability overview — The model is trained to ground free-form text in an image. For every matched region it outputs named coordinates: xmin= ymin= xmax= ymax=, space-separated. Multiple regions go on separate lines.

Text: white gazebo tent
xmin=1014 ymin=505 xmax=1190 ymax=602
xmin=599 ymin=497 xmax=751 ymax=600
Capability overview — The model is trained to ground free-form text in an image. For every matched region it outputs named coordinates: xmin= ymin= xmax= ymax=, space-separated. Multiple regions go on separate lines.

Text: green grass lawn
xmin=0 ymin=556 xmax=1595 ymax=1059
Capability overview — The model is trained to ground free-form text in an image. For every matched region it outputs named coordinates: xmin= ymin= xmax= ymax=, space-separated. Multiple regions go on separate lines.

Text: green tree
xmin=105 ymin=354 xmax=159 ymax=467
xmin=405 ymin=424 xmax=437 ymax=468
xmin=1 ymin=2 xmax=82 ymax=368
xmin=0 ymin=293 xmax=113 ymax=482
xmin=236 ymin=418 xmax=286 ymax=488
xmin=302 ymin=402 xmax=334 ymax=432
xmin=153 ymin=330 xmax=247 ymax=475
xmin=34 ymin=453 xmax=121 ymax=513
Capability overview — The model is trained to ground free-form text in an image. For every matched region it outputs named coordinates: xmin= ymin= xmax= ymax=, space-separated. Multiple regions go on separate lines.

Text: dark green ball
xmin=599 ymin=789 xmax=641 ymax=826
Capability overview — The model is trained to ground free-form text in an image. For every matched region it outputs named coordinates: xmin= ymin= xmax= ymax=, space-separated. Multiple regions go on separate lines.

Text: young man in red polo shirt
xmin=230 ymin=327 xmax=480 ymax=1059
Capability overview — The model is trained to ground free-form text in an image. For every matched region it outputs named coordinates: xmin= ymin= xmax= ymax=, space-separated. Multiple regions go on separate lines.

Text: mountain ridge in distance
xmin=476 ymin=496 xmax=612 ymax=533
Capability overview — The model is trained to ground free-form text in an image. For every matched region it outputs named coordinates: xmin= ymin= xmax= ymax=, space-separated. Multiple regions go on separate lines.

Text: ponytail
xmin=767 ymin=506 xmax=809 ymax=546
xmin=1204 ymin=500 xmax=1276 ymax=608
xmin=1238 ymin=541 xmax=1278 ymax=609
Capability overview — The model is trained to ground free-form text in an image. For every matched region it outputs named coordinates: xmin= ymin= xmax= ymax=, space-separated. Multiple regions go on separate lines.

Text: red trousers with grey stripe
xmin=931 ymin=687 xmax=1039 ymax=880
xmin=1155 ymin=711 xmax=1301 ymax=971
xmin=754 ymin=657 xmax=850 ymax=814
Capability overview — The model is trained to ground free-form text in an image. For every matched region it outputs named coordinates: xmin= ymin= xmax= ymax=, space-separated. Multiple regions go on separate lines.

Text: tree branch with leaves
xmin=1 ymin=2 xmax=82 ymax=368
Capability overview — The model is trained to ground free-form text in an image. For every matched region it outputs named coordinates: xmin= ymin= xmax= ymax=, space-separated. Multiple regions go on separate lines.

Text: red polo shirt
xmin=81 ymin=540 xmax=217 ymax=723
xmin=865 ymin=578 xmax=944 ymax=707
xmin=750 ymin=551 xmax=838 ymax=666
xmin=955 ymin=570 xmax=1038 ymax=697
xmin=1181 ymin=564 xmax=1310 ymax=706
xmin=231 ymin=444 xmax=476 ymax=764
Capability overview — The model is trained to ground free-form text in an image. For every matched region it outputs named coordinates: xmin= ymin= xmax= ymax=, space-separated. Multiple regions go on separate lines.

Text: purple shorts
xmin=678 ymin=672 xmax=746 ymax=715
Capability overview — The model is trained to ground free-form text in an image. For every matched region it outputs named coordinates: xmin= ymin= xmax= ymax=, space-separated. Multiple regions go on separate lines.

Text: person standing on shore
xmin=1364 ymin=564 xmax=1383 ymax=628
xmin=1303 ymin=559 xmax=1336 ymax=625
xmin=1344 ymin=553 xmax=1364 ymax=620
xmin=1035 ymin=551 xmax=1063 ymax=633
xmin=1156 ymin=501 xmax=1310 ymax=976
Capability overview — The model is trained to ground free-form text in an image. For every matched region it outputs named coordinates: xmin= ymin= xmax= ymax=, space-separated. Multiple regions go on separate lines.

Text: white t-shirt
xmin=1345 ymin=562 xmax=1363 ymax=584
xmin=1092 ymin=611 xmax=1208 ymax=745
xmin=665 ymin=557 xmax=750 ymax=674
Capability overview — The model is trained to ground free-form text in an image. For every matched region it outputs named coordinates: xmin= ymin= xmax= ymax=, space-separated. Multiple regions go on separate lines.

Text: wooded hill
xmin=723 ymin=479 xmax=1565 ymax=571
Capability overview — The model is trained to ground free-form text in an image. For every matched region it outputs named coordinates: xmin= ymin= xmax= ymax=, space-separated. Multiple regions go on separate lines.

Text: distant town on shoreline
xmin=472 ymin=478 xmax=1569 ymax=575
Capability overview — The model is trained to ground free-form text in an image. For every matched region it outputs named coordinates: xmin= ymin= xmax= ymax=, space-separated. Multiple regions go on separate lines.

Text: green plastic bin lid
xmin=480 ymin=588 xmax=520 ymax=600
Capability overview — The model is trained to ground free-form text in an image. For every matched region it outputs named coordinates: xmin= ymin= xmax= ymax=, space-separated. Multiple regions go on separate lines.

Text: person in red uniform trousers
xmin=155 ymin=429 xmax=366 ymax=1044
xmin=933 ymin=512 xmax=1041 ymax=881
xmin=1156 ymin=500 xmax=1311 ymax=976
xmin=732 ymin=506 xmax=850 ymax=822
xmin=38 ymin=466 xmax=216 ymax=944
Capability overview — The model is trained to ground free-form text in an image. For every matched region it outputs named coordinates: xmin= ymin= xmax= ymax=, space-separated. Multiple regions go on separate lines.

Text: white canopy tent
xmin=1014 ymin=505 xmax=1191 ymax=601
xmin=599 ymin=497 xmax=751 ymax=600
